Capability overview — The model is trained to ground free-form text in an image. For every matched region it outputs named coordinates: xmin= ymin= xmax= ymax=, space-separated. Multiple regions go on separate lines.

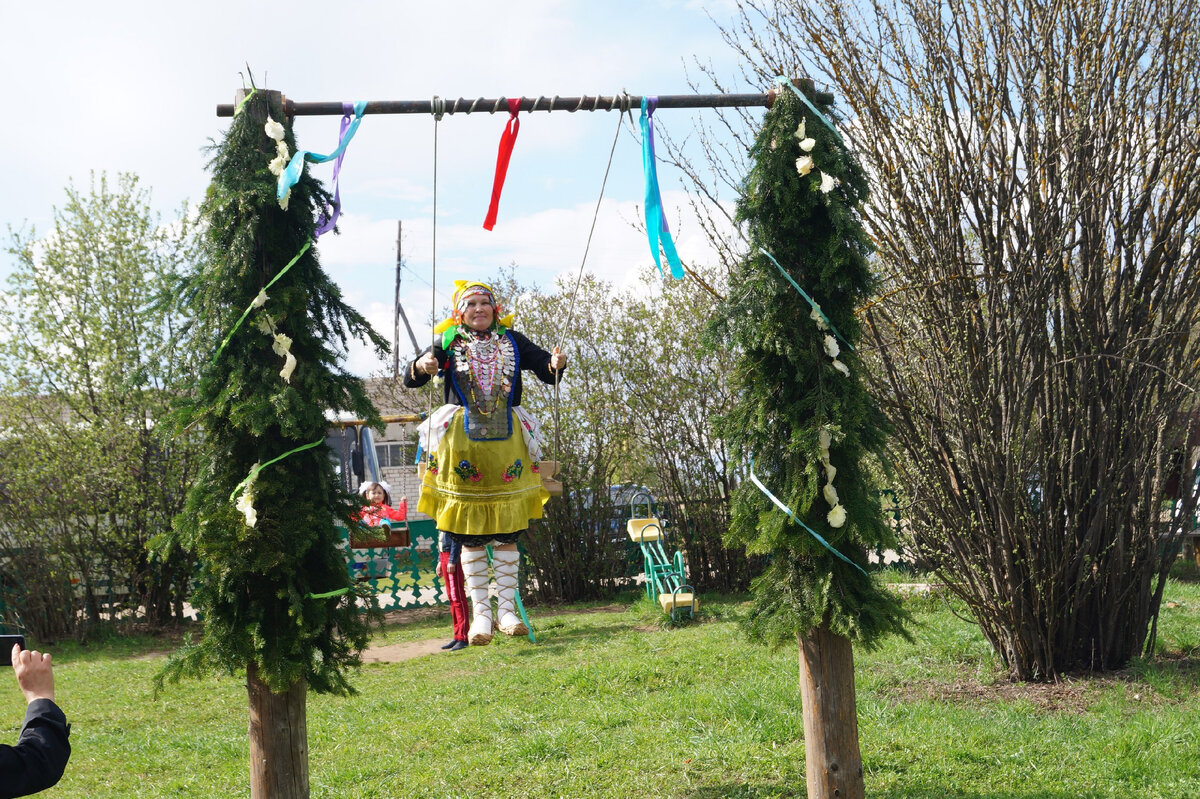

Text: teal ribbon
xmin=639 ymin=97 xmax=684 ymax=280
xmin=229 ymin=437 xmax=327 ymax=502
xmin=213 ymin=241 xmax=312 ymax=363
xmin=747 ymin=459 xmax=868 ymax=577
xmin=486 ymin=545 xmax=536 ymax=643
xmin=758 ymin=247 xmax=854 ymax=353
xmin=277 ymin=100 xmax=368 ymax=203
xmin=775 ymin=77 xmax=846 ymax=150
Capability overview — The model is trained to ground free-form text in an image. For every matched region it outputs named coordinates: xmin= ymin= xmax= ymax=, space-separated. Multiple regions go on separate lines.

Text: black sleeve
xmin=512 ymin=330 xmax=564 ymax=386
xmin=402 ymin=345 xmax=447 ymax=389
xmin=0 ymin=699 xmax=71 ymax=799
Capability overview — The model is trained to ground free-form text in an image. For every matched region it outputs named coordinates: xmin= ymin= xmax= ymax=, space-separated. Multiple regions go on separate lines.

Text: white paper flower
xmin=235 ymin=489 xmax=257 ymax=527
xmin=234 ymin=464 xmax=260 ymax=527
xmin=799 ymin=137 xmax=816 ymax=152
xmin=280 ymin=351 xmax=297 ymax=383
xmin=810 ymin=305 xmax=829 ymax=330
xmin=795 ymin=155 xmax=814 ymax=176
xmin=825 ymin=462 xmax=837 ymax=483
xmin=279 ymin=190 xmax=291 ymax=212
xmin=251 ymin=290 xmax=269 ymax=309
xmin=832 ymin=359 xmax=850 ymax=377
xmin=827 ymin=504 xmax=846 ymax=528
xmin=823 ymin=335 xmax=840 ymax=358
xmin=264 ymin=116 xmax=285 ymax=142
xmin=256 ymin=316 xmax=275 ymax=335
xmin=794 ymin=119 xmax=806 ymax=141
xmin=819 ymin=428 xmax=833 ymax=451
xmin=819 ymin=171 xmax=837 ymax=194
xmin=823 ymin=483 xmax=840 ymax=507
xmin=276 ymin=140 xmax=289 ymax=160
xmin=271 ymin=333 xmax=292 ymax=358
xmin=268 ymin=154 xmax=287 ymax=177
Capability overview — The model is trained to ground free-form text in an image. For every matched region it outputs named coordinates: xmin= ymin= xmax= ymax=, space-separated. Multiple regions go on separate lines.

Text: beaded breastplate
xmin=449 ymin=331 xmax=517 ymax=440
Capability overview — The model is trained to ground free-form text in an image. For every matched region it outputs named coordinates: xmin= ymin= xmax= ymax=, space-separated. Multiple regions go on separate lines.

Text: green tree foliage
xmin=0 ymin=173 xmax=199 ymax=639
xmin=614 ymin=269 xmax=757 ymax=593
xmin=484 ymin=267 xmax=757 ymax=601
xmin=157 ymin=92 xmax=387 ymax=694
xmin=490 ymin=271 xmax=636 ymax=602
xmin=715 ymin=88 xmax=907 ymax=647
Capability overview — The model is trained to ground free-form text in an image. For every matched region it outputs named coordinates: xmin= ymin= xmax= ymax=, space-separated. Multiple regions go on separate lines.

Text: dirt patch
xmin=362 ymin=638 xmax=450 ymax=663
xmin=380 ymin=606 xmax=449 ymax=626
xmin=887 ymin=669 xmax=1182 ymax=713
xmin=364 ymin=604 xmax=630 ymax=663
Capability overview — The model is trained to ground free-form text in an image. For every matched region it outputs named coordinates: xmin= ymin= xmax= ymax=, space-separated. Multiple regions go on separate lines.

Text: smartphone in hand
xmin=0 ymin=635 xmax=27 ymax=666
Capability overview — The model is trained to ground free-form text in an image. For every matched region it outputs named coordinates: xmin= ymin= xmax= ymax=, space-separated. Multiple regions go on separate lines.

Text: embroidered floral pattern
xmin=531 ymin=462 xmax=541 ymax=474
xmin=427 ymin=452 xmax=439 ymax=475
xmin=503 ymin=459 xmax=524 ymax=483
xmin=454 ymin=459 xmax=482 ymax=482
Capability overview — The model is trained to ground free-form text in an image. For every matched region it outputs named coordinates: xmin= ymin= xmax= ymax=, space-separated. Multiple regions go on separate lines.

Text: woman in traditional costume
xmin=404 ymin=281 xmax=566 ymax=645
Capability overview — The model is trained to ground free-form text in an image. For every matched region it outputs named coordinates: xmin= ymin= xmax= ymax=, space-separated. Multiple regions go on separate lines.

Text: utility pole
xmin=393 ymin=220 xmax=401 ymax=379
xmin=392 ymin=220 xmax=421 ymax=377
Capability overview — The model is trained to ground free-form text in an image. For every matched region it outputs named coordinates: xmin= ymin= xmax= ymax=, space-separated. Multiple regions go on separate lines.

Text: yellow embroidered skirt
xmin=417 ymin=408 xmax=549 ymax=535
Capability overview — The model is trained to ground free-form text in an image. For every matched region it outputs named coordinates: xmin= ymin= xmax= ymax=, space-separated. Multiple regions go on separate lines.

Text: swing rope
xmin=549 ymin=94 xmax=630 ymax=465
xmin=425 ymin=97 xmax=444 ymax=454
xmin=553 ymin=96 xmax=629 ymax=353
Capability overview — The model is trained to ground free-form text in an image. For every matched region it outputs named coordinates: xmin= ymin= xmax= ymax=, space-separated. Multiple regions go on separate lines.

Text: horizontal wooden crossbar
xmin=215 ymin=82 xmax=826 ymax=118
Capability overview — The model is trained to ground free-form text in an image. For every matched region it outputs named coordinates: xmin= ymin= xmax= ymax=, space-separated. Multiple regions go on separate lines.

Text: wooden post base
xmin=798 ymin=624 xmax=865 ymax=799
xmin=248 ymin=663 xmax=309 ymax=799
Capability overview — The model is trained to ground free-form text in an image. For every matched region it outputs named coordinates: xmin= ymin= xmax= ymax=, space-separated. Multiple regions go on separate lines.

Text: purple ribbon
xmin=315 ymin=103 xmax=355 ymax=238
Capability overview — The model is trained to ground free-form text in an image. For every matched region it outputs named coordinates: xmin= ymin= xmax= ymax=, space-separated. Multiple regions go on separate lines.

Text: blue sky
xmin=1 ymin=0 xmax=757 ymax=374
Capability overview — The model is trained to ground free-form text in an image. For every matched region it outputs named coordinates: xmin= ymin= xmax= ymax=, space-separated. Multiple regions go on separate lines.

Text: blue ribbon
xmin=758 ymin=248 xmax=854 ymax=353
xmin=639 ymin=97 xmax=684 ymax=280
xmin=775 ymin=77 xmax=846 ymax=150
xmin=277 ymin=100 xmax=368 ymax=204
xmin=747 ymin=459 xmax=868 ymax=577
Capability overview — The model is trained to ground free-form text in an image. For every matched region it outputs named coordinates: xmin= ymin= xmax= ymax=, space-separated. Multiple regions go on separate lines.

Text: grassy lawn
xmin=8 ymin=571 xmax=1200 ymax=798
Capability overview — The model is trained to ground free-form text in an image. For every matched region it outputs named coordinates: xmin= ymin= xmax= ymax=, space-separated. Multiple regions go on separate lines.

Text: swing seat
xmin=539 ymin=460 xmax=563 ymax=496
xmin=627 ymin=518 xmax=662 ymax=542
xmin=658 ymin=591 xmax=697 ymax=614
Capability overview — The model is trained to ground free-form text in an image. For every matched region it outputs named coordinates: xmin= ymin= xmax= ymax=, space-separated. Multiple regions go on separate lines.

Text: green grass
xmin=11 ymin=580 xmax=1200 ymax=798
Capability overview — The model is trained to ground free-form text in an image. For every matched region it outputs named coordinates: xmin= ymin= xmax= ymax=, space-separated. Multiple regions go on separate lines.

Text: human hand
xmin=550 ymin=347 xmax=567 ymax=372
xmin=12 ymin=645 xmax=54 ymax=704
xmin=435 ymin=561 xmax=444 ymax=579
xmin=416 ymin=352 xmax=439 ymax=375
xmin=447 ymin=563 xmax=456 ymax=573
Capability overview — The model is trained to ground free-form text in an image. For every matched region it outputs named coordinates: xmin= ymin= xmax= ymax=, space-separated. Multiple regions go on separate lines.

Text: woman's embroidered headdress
xmin=433 ymin=280 xmax=515 ymax=347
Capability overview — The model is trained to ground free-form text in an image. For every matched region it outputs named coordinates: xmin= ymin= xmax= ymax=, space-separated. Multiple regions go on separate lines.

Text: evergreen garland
xmin=157 ymin=91 xmax=388 ymax=694
xmin=715 ymin=87 xmax=908 ymax=648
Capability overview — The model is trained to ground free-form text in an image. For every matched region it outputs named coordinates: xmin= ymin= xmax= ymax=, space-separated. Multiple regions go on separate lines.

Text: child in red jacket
xmin=357 ymin=481 xmax=407 ymax=527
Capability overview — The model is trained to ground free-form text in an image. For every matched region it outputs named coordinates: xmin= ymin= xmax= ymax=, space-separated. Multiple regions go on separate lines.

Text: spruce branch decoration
xmin=715 ymin=87 xmax=908 ymax=648
xmin=157 ymin=90 xmax=388 ymax=695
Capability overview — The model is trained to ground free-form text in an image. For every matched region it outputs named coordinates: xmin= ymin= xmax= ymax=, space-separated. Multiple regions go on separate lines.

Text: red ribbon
xmin=483 ymin=98 xmax=522 ymax=231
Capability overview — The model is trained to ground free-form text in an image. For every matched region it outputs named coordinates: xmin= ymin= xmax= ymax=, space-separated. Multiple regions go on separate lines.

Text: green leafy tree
xmin=157 ymin=89 xmax=386 ymax=796
xmin=0 ymin=173 xmax=200 ymax=639
xmin=714 ymin=86 xmax=906 ymax=799
xmin=614 ymin=267 xmax=756 ymax=594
